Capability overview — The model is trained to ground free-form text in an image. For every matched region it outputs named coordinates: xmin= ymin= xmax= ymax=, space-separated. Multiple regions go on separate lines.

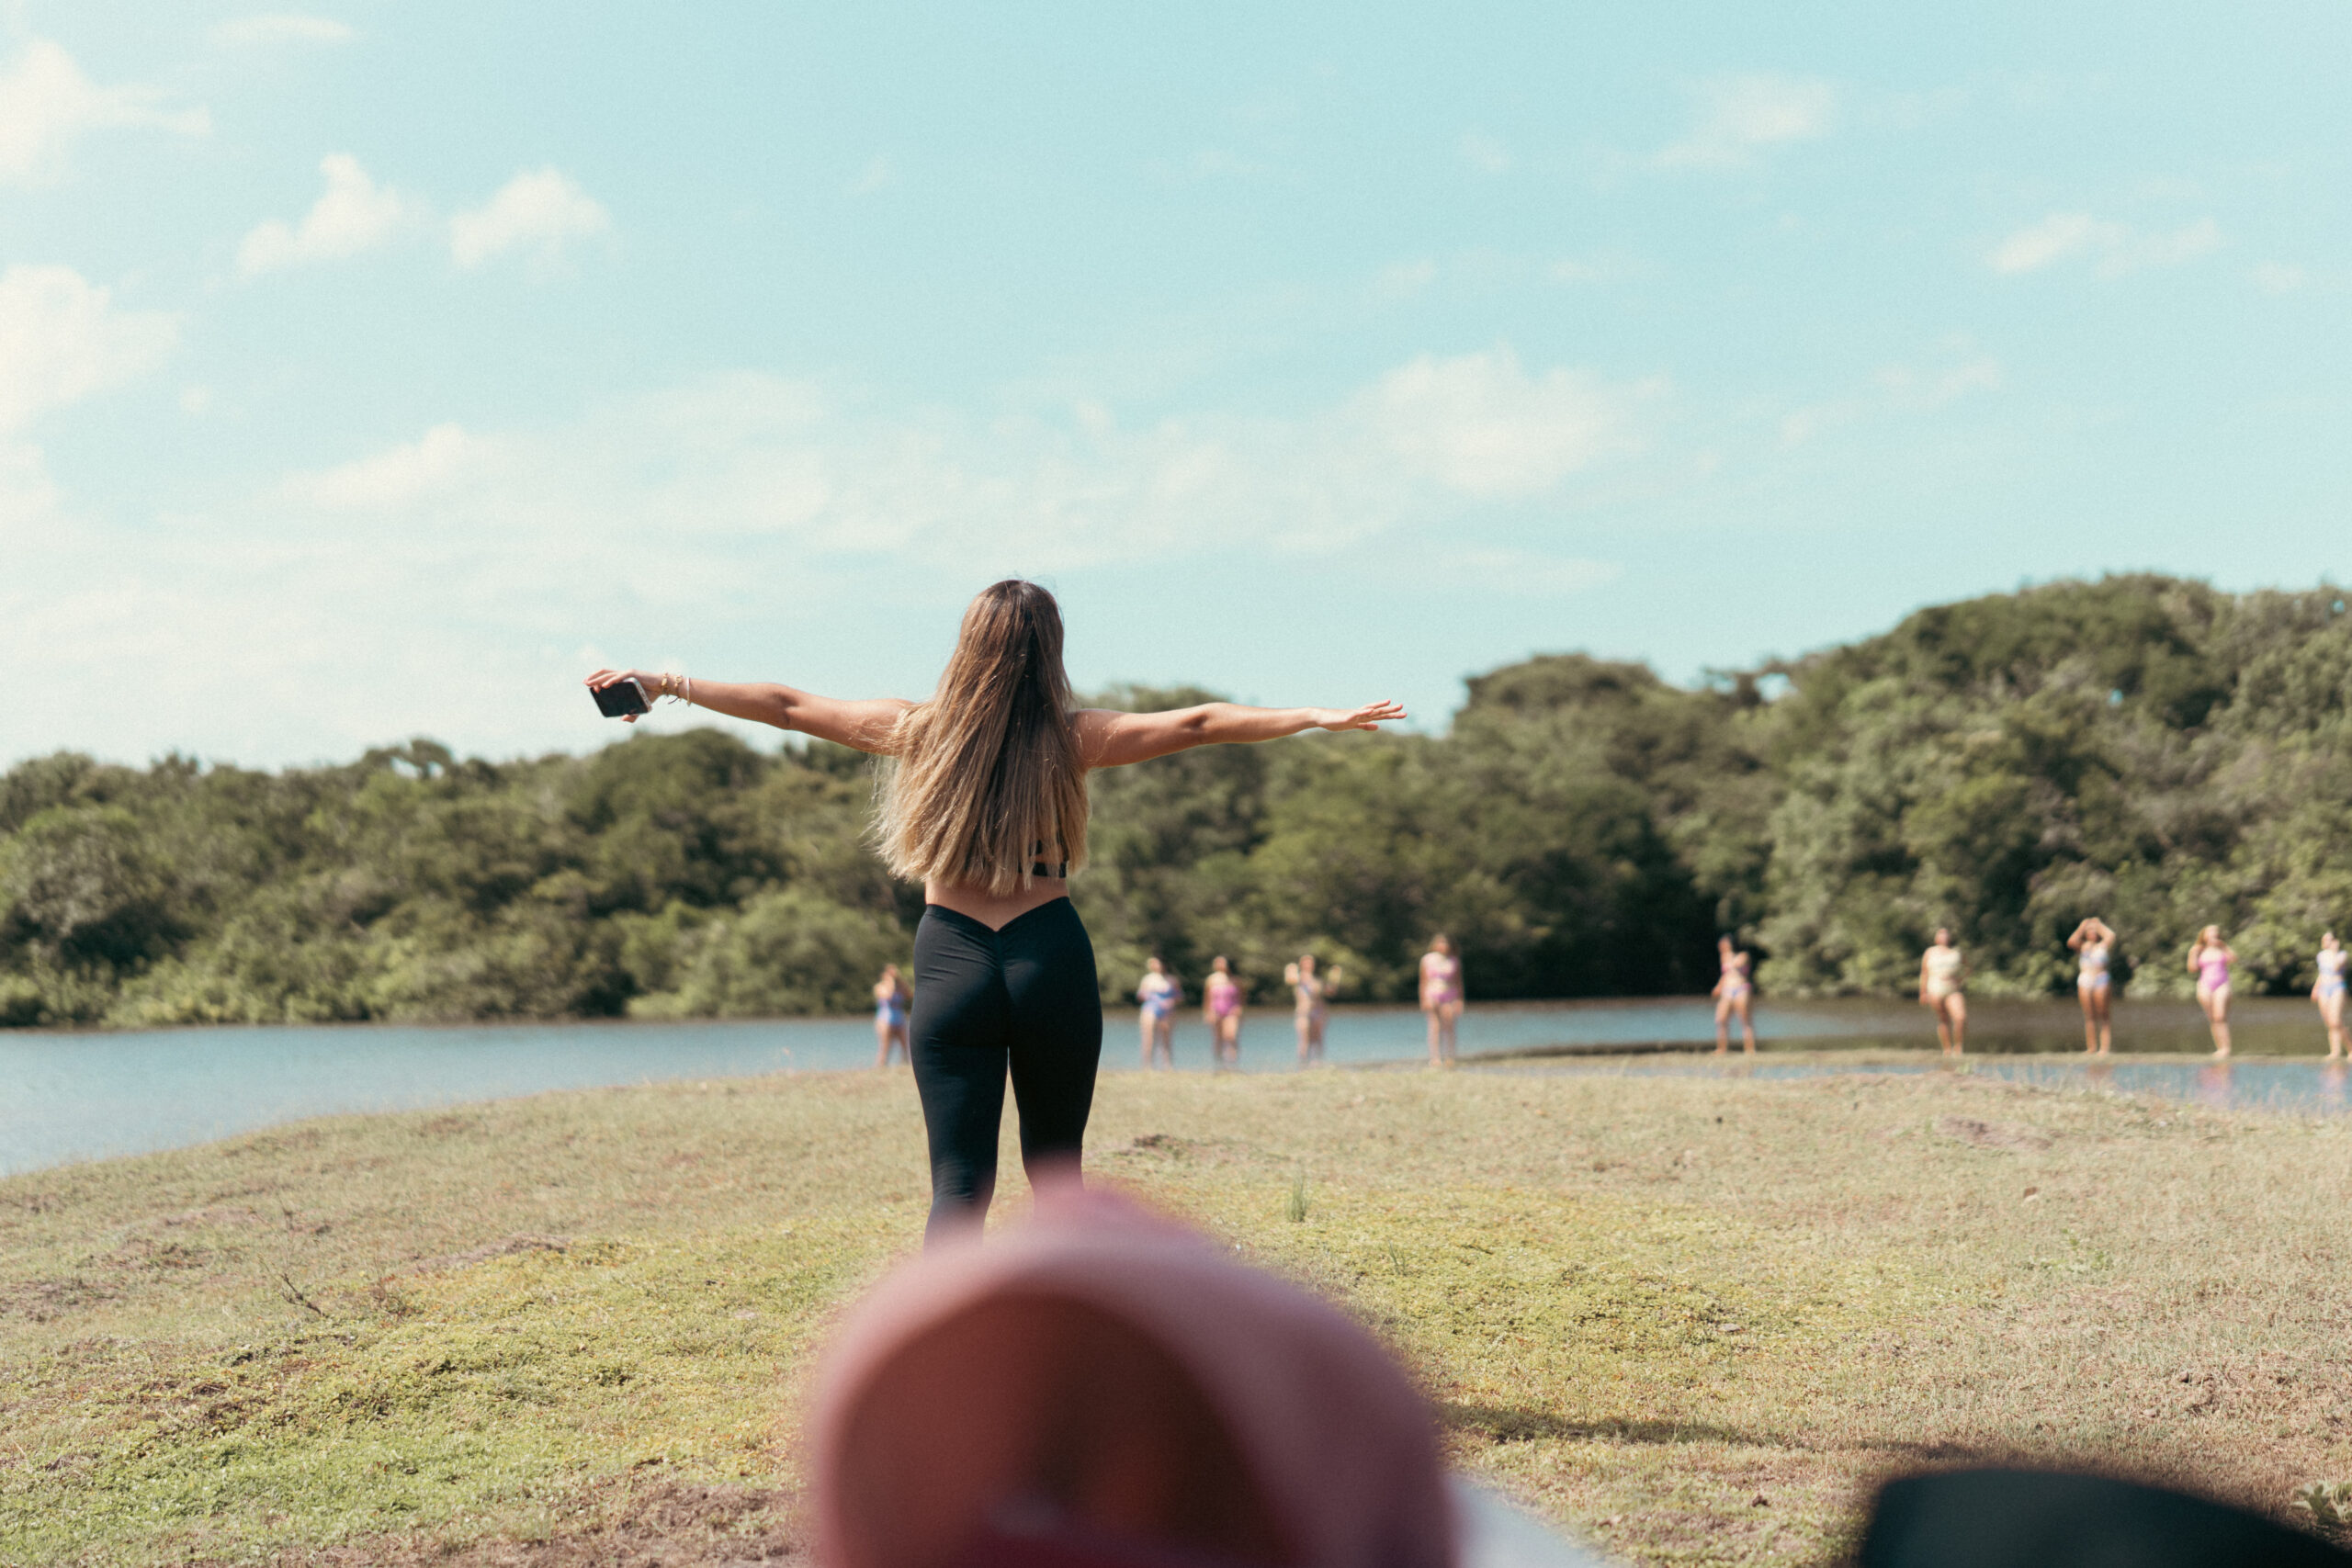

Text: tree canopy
xmin=7 ymin=575 xmax=2350 ymax=1028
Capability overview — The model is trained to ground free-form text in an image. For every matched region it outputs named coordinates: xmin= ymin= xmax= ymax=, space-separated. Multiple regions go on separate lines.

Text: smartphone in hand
xmin=592 ymin=677 xmax=650 ymax=718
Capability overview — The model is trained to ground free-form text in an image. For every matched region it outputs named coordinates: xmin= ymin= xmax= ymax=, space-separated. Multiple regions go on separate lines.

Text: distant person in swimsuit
xmin=1713 ymin=936 xmax=1757 ymax=1055
xmin=1920 ymin=929 xmax=1967 ymax=1056
xmin=1203 ymin=955 xmax=1243 ymax=1069
xmin=873 ymin=964 xmax=911 ymax=1067
xmin=2188 ymin=925 xmax=2234 ymax=1058
xmin=1419 ymin=934 xmax=1464 ymax=1066
xmin=2068 ymin=917 xmax=2116 ymax=1055
xmin=1135 ymin=957 xmax=1181 ymax=1069
xmin=1285 ymin=953 xmax=1340 ymax=1066
xmin=2314 ymin=931 xmax=2348 ymax=1060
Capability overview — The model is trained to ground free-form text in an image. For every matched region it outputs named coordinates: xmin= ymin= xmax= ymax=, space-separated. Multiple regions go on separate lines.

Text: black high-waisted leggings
xmin=909 ymin=897 xmax=1102 ymax=1241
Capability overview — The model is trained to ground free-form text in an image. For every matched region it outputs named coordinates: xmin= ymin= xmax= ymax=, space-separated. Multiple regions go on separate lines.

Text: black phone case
xmin=593 ymin=679 xmax=649 ymax=717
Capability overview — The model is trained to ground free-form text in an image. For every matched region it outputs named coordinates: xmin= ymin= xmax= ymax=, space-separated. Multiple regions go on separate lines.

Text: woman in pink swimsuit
xmin=1419 ymin=934 xmax=1464 ymax=1066
xmin=1203 ymin=955 xmax=1243 ymax=1069
xmin=1712 ymin=936 xmax=1757 ymax=1055
xmin=2188 ymin=926 xmax=2234 ymax=1057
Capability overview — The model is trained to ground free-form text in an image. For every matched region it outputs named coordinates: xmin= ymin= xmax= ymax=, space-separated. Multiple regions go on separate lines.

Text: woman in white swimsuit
xmin=1284 ymin=953 xmax=1340 ymax=1066
xmin=1919 ymin=928 xmax=1967 ymax=1056
xmin=1712 ymin=936 xmax=1757 ymax=1055
xmin=1203 ymin=955 xmax=1243 ymax=1069
xmin=2067 ymin=917 xmax=2116 ymax=1056
xmin=2314 ymin=931 xmax=2348 ymax=1060
xmin=1136 ymin=957 xmax=1181 ymax=1069
xmin=1419 ymin=934 xmax=1464 ymax=1066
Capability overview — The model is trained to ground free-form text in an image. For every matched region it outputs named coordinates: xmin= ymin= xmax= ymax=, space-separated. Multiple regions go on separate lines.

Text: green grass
xmin=5 ymin=1060 xmax=2351 ymax=1565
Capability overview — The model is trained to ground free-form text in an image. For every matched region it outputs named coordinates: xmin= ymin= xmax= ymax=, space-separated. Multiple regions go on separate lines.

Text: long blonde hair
xmin=874 ymin=580 xmax=1090 ymax=894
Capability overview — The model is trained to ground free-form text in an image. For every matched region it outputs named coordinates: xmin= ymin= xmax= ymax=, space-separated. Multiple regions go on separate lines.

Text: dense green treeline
xmin=7 ymin=574 xmax=2352 ymax=1027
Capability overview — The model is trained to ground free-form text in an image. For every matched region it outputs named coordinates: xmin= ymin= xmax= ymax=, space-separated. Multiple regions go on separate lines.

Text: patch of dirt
xmin=408 ymin=1234 xmax=571 ymax=1274
xmin=228 ymin=1480 xmax=799 ymax=1566
xmin=0 ymin=1276 xmax=114 ymax=1322
xmin=1934 ymin=1116 xmax=2053 ymax=1152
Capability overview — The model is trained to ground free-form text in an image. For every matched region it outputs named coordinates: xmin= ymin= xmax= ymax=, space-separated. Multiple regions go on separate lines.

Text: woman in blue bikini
xmin=873 ymin=964 xmax=911 ymax=1067
xmin=2068 ymin=917 xmax=2116 ymax=1055
xmin=2314 ymin=931 xmax=2348 ymax=1061
xmin=1136 ymin=957 xmax=1182 ymax=1069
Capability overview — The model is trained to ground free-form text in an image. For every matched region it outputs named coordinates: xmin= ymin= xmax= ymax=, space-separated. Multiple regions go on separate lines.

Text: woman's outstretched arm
xmin=1076 ymin=699 xmax=1405 ymax=769
xmin=584 ymin=669 xmax=910 ymax=753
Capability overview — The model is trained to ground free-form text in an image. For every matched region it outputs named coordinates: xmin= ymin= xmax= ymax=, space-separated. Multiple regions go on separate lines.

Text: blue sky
xmin=6 ymin=2 xmax=2349 ymax=766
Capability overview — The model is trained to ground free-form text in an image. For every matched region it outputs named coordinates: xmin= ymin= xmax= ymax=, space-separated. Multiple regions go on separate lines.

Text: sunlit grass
xmin=4 ymin=1060 xmax=2350 ymax=1564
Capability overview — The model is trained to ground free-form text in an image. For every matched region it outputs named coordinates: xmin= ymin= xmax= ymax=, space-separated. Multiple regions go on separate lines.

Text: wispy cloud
xmin=848 ymin=153 xmax=895 ymax=195
xmin=1459 ymin=130 xmax=1510 ymax=175
xmin=1656 ymin=73 xmax=1836 ymax=170
xmin=237 ymin=154 xmax=416 ymax=276
xmin=449 ymin=168 xmax=611 ymax=269
xmin=0 ymin=39 xmax=209 ymax=185
xmin=1986 ymin=212 xmax=2222 ymax=277
xmin=2251 ymin=262 xmax=2308 ymax=294
xmin=211 ymin=15 xmax=355 ymax=46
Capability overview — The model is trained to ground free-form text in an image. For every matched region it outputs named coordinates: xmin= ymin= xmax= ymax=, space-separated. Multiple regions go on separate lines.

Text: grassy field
xmin=4 ymin=1056 xmax=2350 ymax=1566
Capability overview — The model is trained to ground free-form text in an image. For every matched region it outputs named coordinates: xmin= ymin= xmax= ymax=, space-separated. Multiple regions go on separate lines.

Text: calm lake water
xmin=4 ymin=996 xmax=2346 ymax=1176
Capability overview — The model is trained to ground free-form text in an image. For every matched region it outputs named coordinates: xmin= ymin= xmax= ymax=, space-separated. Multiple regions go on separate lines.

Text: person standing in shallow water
xmin=2316 ymin=932 xmax=2349 ymax=1061
xmin=589 ymin=580 xmax=1402 ymax=1244
xmin=1135 ymin=956 xmax=1180 ymax=1069
xmin=1419 ymin=934 xmax=1464 ymax=1066
xmin=872 ymin=964 xmax=911 ymax=1067
xmin=1286 ymin=953 xmax=1340 ymax=1065
xmin=1920 ymin=928 xmax=1967 ymax=1056
xmin=1713 ymin=935 xmax=1756 ymax=1055
xmin=2188 ymin=925 xmax=2234 ymax=1058
xmin=2068 ymin=916 xmax=2116 ymax=1056
xmin=1203 ymin=955 xmax=1243 ymax=1069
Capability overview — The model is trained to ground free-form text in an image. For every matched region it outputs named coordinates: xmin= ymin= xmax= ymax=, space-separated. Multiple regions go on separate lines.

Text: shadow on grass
xmin=1441 ymin=1401 xmax=2016 ymax=1466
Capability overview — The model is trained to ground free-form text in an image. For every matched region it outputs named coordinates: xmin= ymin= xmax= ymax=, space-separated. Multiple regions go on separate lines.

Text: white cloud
xmin=1360 ymin=348 xmax=1651 ymax=498
xmin=1986 ymin=212 xmax=2222 ymax=277
xmin=0 ymin=265 xmax=179 ymax=431
xmin=1877 ymin=353 xmax=2002 ymax=408
xmin=1424 ymin=548 xmax=1617 ymax=596
xmin=449 ymin=168 xmax=611 ymax=268
xmin=212 ymin=15 xmax=355 ymax=46
xmin=1459 ymin=131 xmax=1510 ymax=175
xmin=2252 ymin=262 xmax=2308 ymax=294
xmin=6 ymin=350 xmax=1654 ymax=766
xmin=0 ymin=39 xmax=209 ymax=185
xmin=285 ymin=423 xmax=482 ymax=509
xmin=1372 ymin=258 xmax=1438 ymax=300
xmin=237 ymin=154 xmax=415 ymax=276
xmin=1656 ymin=74 xmax=1835 ymax=170
xmin=849 ymin=154 xmax=895 ymax=195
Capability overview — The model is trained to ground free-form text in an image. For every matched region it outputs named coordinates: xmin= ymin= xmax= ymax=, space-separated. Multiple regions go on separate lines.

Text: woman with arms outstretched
xmin=588 ymin=581 xmax=1400 ymax=1244
xmin=2188 ymin=925 xmax=2233 ymax=1058
xmin=2067 ymin=917 xmax=2116 ymax=1056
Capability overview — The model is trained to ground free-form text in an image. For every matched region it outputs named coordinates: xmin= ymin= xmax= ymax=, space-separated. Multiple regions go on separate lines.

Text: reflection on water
xmin=4 ymin=995 xmax=2349 ymax=1176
